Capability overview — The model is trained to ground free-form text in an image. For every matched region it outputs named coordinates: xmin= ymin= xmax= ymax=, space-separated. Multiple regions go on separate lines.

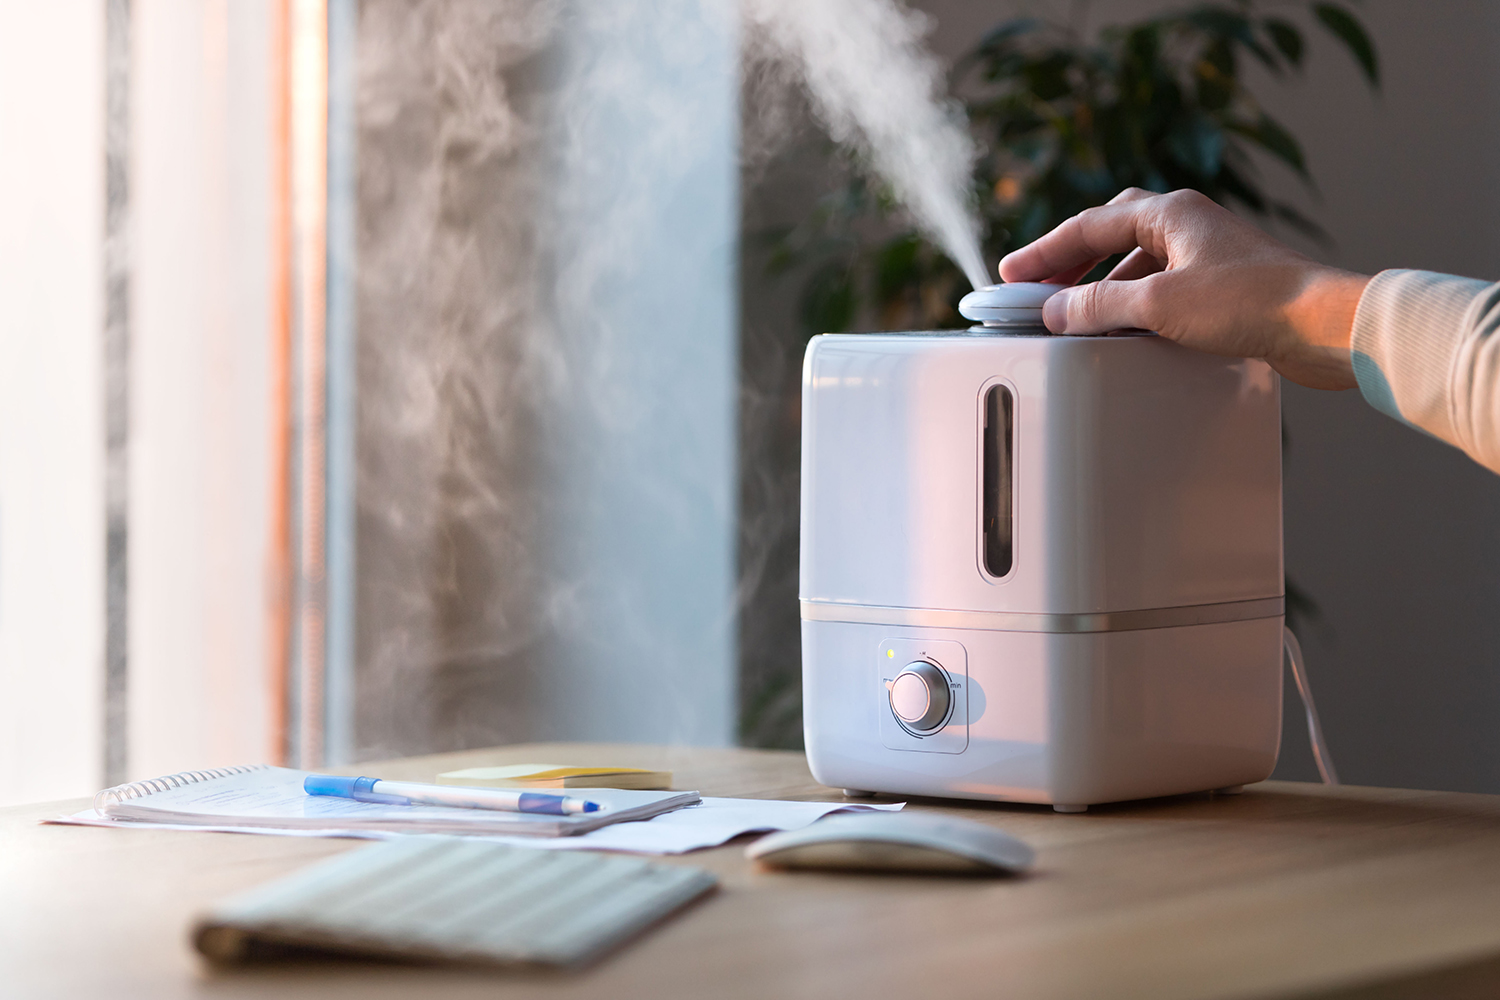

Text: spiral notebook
xmin=82 ymin=766 xmax=701 ymax=838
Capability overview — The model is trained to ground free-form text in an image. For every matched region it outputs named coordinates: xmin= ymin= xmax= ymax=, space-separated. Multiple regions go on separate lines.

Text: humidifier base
xmin=801 ymin=613 xmax=1283 ymax=810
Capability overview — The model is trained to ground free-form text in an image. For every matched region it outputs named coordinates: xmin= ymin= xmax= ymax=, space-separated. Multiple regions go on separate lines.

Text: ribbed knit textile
xmin=1351 ymin=268 xmax=1500 ymax=473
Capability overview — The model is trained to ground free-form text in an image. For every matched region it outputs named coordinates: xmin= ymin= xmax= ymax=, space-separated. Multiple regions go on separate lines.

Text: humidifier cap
xmin=958 ymin=282 xmax=1065 ymax=328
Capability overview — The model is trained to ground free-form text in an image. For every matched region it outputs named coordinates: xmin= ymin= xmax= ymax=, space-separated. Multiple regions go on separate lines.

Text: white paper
xmin=85 ymin=766 xmax=695 ymax=836
xmin=480 ymin=797 xmax=906 ymax=853
xmin=50 ymin=796 xmax=904 ymax=854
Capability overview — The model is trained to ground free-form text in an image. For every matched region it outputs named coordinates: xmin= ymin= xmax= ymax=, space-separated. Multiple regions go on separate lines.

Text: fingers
xmin=1045 ymin=260 xmax=1104 ymax=288
xmin=1053 ymin=241 xmax=1164 ymax=289
xmin=1106 ymin=247 xmax=1166 ymax=281
xmin=1001 ymin=201 xmax=1158 ymax=283
xmin=997 ymin=187 xmax=1158 ymax=285
xmin=1042 ymin=272 xmax=1166 ymax=335
xmin=999 ymin=187 xmax=1203 ymax=284
xmin=1106 ymin=187 xmax=1158 ymax=206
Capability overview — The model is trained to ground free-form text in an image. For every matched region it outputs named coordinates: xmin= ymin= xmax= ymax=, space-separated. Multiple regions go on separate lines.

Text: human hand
xmin=997 ymin=188 xmax=1370 ymax=390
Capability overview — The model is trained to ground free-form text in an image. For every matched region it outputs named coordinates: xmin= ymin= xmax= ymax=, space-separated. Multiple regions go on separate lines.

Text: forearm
xmin=1277 ymin=267 xmax=1368 ymax=391
xmin=1351 ymin=269 xmax=1500 ymax=472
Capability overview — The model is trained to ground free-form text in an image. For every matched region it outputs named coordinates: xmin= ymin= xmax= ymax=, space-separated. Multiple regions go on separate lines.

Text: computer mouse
xmin=745 ymin=812 xmax=1035 ymax=876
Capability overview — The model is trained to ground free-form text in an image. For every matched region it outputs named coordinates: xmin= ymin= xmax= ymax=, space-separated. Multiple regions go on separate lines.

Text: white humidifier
xmin=799 ymin=283 xmax=1284 ymax=812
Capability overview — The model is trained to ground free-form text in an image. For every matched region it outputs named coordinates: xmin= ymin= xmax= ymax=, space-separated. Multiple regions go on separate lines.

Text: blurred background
xmin=4 ymin=0 xmax=1500 ymax=806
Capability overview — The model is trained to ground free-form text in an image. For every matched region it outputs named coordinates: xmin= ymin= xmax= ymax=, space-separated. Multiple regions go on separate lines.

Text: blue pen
xmin=303 ymin=774 xmax=602 ymax=815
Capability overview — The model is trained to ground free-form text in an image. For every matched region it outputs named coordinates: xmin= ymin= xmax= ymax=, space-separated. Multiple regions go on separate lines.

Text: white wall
xmin=0 ymin=1 xmax=106 ymax=806
xmin=129 ymin=0 xmax=279 ymax=779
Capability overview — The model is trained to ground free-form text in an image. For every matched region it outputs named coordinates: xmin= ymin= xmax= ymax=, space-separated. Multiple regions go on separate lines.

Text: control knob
xmin=888 ymin=660 xmax=951 ymax=733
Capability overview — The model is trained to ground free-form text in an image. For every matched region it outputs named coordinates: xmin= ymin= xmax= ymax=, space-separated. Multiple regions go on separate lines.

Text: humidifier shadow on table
xmin=1305 ymin=952 xmax=1500 ymax=1000
xmin=839 ymin=779 xmax=1500 ymax=839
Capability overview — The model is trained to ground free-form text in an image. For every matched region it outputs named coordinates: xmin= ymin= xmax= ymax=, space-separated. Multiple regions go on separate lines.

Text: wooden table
xmin=7 ymin=743 xmax=1500 ymax=1000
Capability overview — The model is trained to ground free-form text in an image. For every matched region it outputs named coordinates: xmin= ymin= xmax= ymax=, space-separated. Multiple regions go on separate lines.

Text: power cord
xmin=1283 ymin=626 xmax=1339 ymax=785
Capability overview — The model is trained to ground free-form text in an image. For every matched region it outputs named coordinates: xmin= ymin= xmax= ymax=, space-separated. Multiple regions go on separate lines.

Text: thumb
xmin=1042 ymin=275 xmax=1162 ymax=335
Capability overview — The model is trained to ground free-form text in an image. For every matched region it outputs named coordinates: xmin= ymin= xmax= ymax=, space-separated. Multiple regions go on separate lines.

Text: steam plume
xmin=743 ymin=0 xmax=990 ymax=290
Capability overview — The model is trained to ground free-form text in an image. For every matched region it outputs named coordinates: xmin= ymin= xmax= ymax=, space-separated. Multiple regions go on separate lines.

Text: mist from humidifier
xmin=744 ymin=0 xmax=990 ymax=291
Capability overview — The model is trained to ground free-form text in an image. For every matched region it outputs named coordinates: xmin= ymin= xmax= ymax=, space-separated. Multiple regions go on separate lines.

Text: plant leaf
xmin=1313 ymin=4 xmax=1379 ymax=86
xmin=1263 ymin=18 xmax=1304 ymax=66
xmin=1216 ymin=162 xmax=1269 ymax=213
xmin=800 ymin=261 xmax=858 ymax=335
xmin=956 ymin=17 xmax=1041 ymax=78
xmin=1024 ymin=51 xmax=1076 ymax=102
xmin=974 ymin=16 xmax=1042 ymax=52
xmin=1270 ymin=201 xmax=1331 ymax=245
xmin=1182 ymin=8 xmax=1277 ymax=70
xmin=1226 ymin=115 xmax=1309 ymax=178
xmin=1195 ymin=37 xmax=1237 ymax=112
xmin=1165 ymin=115 xmax=1226 ymax=179
xmin=874 ymin=234 xmax=922 ymax=302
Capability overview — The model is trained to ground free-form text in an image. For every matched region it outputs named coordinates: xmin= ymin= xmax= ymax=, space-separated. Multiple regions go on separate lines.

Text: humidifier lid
xmin=958 ymin=282 xmax=1065 ymax=329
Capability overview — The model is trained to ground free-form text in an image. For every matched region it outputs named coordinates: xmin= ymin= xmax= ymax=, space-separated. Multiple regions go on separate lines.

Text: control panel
xmin=878 ymin=637 xmax=968 ymax=754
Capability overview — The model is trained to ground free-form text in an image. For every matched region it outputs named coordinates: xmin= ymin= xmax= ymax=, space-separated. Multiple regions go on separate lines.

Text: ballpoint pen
xmin=303 ymin=774 xmax=602 ymax=815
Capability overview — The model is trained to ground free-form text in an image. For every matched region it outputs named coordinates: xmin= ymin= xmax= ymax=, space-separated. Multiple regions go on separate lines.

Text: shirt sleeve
xmin=1350 ymin=268 xmax=1500 ymax=473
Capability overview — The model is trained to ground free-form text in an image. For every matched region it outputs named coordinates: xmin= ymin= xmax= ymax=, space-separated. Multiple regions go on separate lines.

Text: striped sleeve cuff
xmin=1350 ymin=269 xmax=1500 ymax=468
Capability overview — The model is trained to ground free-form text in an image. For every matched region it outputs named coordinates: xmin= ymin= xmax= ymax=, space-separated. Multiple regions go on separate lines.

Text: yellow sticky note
xmin=436 ymin=764 xmax=673 ymax=790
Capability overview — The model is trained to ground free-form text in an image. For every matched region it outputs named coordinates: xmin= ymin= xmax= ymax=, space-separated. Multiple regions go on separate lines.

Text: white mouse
xmin=745 ymin=812 xmax=1035 ymax=876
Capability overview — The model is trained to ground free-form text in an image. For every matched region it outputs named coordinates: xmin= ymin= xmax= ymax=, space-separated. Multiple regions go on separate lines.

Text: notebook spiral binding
xmin=94 ymin=764 xmax=270 ymax=813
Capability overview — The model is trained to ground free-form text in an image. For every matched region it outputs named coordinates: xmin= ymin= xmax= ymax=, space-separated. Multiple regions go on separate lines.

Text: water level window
xmin=983 ymin=384 xmax=1013 ymax=578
